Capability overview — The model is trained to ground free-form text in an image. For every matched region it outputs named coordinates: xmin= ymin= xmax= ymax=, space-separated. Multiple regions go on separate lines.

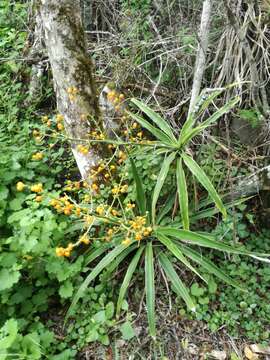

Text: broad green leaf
xmin=176 ymin=158 xmax=189 ymax=230
xmin=131 ymin=98 xmax=177 ymax=143
xmin=156 ymin=227 xmax=254 ymax=255
xmin=157 ymin=234 xmax=206 ymax=282
xmin=116 ymin=246 xmax=144 ymax=316
xmin=66 ymin=244 xmax=126 ymax=321
xmin=127 ymin=111 xmax=174 ymax=146
xmin=181 ymin=246 xmax=244 ymax=290
xmin=158 ymin=252 xmax=196 ymax=311
xmin=129 ymin=156 xmax=146 ymax=214
xmin=145 ymin=242 xmax=156 ymax=338
xmin=182 ymin=153 xmax=226 ymax=218
xmin=152 ymin=152 xmax=176 ymax=224
xmin=0 ymin=319 xmax=18 ymax=350
xmin=120 ymin=321 xmax=136 ymax=340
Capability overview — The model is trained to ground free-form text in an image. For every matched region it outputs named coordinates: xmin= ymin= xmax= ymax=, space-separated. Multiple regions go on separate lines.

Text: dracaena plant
xmin=128 ymin=89 xmax=240 ymax=230
xmin=66 ymin=153 xmax=268 ymax=339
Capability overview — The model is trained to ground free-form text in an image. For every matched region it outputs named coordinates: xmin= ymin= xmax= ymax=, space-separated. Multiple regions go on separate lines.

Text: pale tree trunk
xmin=188 ymin=0 xmax=212 ymax=116
xmin=40 ymin=0 xmax=103 ymax=180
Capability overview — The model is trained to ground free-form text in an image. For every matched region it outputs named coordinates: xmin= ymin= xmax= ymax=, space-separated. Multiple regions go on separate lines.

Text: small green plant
xmin=67 ymin=95 xmax=268 ymax=338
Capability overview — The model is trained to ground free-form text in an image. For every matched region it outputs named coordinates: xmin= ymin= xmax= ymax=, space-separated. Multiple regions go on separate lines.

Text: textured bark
xmin=188 ymin=0 xmax=212 ymax=116
xmin=40 ymin=0 xmax=102 ymax=180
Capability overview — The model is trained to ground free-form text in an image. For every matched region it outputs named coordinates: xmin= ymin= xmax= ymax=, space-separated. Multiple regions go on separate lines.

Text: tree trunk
xmin=188 ymin=0 xmax=212 ymax=116
xmin=40 ymin=0 xmax=102 ymax=180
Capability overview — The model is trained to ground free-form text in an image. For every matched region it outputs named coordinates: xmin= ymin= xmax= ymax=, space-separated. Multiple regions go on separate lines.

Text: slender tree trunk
xmin=40 ymin=0 xmax=103 ymax=180
xmin=188 ymin=0 xmax=212 ymax=116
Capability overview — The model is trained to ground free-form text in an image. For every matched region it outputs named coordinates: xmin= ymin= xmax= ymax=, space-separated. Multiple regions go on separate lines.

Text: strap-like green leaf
xmin=158 ymin=252 xmax=196 ymax=311
xmin=152 ymin=152 xmax=176 ymax=224
xmin=106 ymin=244 xmax=137 ymax=274
xmin=182 ymin=153 xmax=226 ymax=218
xmin=145 ymin=242 xmax=156 ymax=338
xmin=157 ymin=234 xmax=206 ymax=282
xmin=127 ymin=111 xmax=174 ymax=146
xmin=66 ymin=244 xmax=127 ymax=321
xmin=129 ymin=156 xmax=146 ymax=214
xmin=156 ymin=193 xmax=175 ymax=224
xmin=156 ymin=227 xmax=253 ymax=255
xmin=181 ymin=246 xmax=244 ymax=290
xmin=180 ymin=97 xmax=240 ymax=146
xmin=131 ymin=98 xmax=177 ymax=143
xmin=116 ymin=246 xmax=145 ymax=316
xmin=84 ymin=244 xmax=110 ymax=266
xmin=176 ymin=158 xmax=189 ymax=230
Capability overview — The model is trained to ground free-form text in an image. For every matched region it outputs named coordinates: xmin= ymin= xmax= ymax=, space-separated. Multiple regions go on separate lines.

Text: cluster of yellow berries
xmin=67 ymin=86 xmax=78 ymax=102
xmin=117 ymin=150 xmax=127 ymax=164
xmin=55 ymin=114 xmax=64 ymax=131
xmin=32 ymin=129 xmax=42 ymax=143
xmin=63 ymin=180 xmax=81 ymax=192
xmin=89 ymin=130 xmax=105 ymax=141
xmin=77 ymin=144 xmax=89 ymax=155
xmin=50 ymin=197 xmax=81 ymax=216
xmin=56 ymin=233 xmax=90 ymax=258
xmin=32 ymin=152 xmax=43 ymax=161
xmin=30 ymin=183 xmax=43 ymax=193
xmin=112 ymin=184 xmax=128 ymax=195
xmin=107 ymin=90 xmax=125 ymax=112
xmin=16 ymin=181 xmax=44 ymax=202
xmin=122 ymin=216 xmax=152 ymax=246
xmin=126 ymin=203 xmax=135 ymax=210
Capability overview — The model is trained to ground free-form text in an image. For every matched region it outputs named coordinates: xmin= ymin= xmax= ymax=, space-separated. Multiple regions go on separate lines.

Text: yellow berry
xmin=16 ymin=181 xmax=25 ymax=192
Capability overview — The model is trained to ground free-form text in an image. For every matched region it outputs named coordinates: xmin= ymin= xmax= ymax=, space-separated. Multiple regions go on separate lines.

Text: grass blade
xmin=181 ymin=246 xmax=244 ymax=290
xmin=182 ymin=153 xmax=226 ymax=218
xmin=156 ymin=193 xmax=175 ymax=224
xmin=131 ymin=98 xmax=177 ymax=143
xmin=127 ymin=111 xmax=173 ymax=145
xmin=152 ymin=152 xmax=176 ymax=224
xmin=157 ymin=234 xmax=206 ymax=282
xmin=176 ymin=158 xmax=189 ymax=230
xmin=116 ymin=246 xmax=145 ymax=316
xmin=145 ymin=242 xmax=156 ymax=338
xmin=66 ymin=244 xmax=127 ymax=321
xmin=129 ymin=156 xmax=146 ymax=214
xmin=158 ymin=252 xmax=196 ymax=312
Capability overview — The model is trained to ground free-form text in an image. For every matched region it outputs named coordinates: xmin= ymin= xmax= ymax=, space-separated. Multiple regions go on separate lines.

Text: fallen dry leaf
xmin=244 ymin=346 xmax=259 ymax=360
xmin=209 ymin=349 xmax=227 ymax=359
xmin=250 ymin=344 xmax=270 ymax=355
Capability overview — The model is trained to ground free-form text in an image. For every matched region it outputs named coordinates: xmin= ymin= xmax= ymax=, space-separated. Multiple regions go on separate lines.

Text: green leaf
xmin=127 ymin=111 xmax=173 ymax=145
xmin=129 ymin=156 xmax=146 ymax=214
xmin=156 ymin=193 xmax=175 ymax=224
xmin=176 ymin=158 xmax=189 ymax=230
xmin=0 ymin=319 xmax=18 ymax=350
xmin=158 ymin=252 xmax=196 ymax=311
xmin=181 ymin=246 xmax=243 ymax=290
xmin=182 ymin=153 xmax=226 ymax=218
xmin=59 ymin=280 xmax=73 ymax=299
xmin=116 ymin=246 xmax=145 ymax=316
xmin=157 ymin=234 xmax=206 ymax=282
xmin=66 ymin=244 xmax=127 ymax=321
xmin=120 ymin=321 xmax=136 ymax=340
xmin=145 ymin=242 xmax=156 ymax=338
xmin=180 ymin=97 xmax=240 ymax=145
xmin=190 ymin=283 xmax=205 ymax=297
xmin=131 ymin=98 xmax=177 ymax=142
xmin=152 ymin=152 xmax=176 ymax=224
xmin=84 ymin=244 xmax=110 ymax=266
xmin=106 ymin=244 xmax=136 ymax=275
xmin=156 ymin=227 xmax=254 ymax=255
xmin=0 ymin=269 xmax=20 ymax=291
